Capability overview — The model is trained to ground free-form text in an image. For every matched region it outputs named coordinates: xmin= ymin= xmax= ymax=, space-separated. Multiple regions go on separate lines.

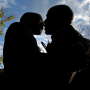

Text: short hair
xmin=20 ymin=12 xmax=42 ymax=23
xmin=47 ymin=5 xmax=74 ymax=25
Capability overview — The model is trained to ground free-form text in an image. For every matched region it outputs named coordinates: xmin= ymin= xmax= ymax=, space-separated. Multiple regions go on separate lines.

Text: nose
xmin=39 ymin=22 xmax=45 ymax=30
xmin=41 ymin=22 xmax=45 ymax=27
xmin=43 ymin=22 xmax=45 ymax=26
xmin=40 ymin=22 xmax=45 ymax=27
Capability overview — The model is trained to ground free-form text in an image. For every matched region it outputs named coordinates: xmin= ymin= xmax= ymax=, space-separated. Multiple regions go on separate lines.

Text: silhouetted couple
xmin=3 ymin=5 xmax=90 ymax=86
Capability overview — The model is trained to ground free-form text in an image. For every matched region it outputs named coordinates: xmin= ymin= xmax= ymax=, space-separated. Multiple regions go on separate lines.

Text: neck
xmin=28 ymin=29 xmax=33 ymax=35
xmin=52 ymin=26 xmax=66 ymax=36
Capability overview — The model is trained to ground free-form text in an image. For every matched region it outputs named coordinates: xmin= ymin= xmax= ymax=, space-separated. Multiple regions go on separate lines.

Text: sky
xmin=0 ymin=0 xmax=90 ymax=68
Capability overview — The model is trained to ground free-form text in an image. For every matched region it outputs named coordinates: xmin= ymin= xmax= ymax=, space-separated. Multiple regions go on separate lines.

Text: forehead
xmin=46 ymin=10 xmax=53 ymax=17
xmin=28 ymin=15 xmax=43 ymax=21
xmin=34 ymin=15 xmax=43 ymax=20
xmin=46 ymin=12 xmax=53 ymax=19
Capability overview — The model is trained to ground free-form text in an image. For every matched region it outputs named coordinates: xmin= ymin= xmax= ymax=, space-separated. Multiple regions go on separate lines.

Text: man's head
xmin=20 ymin=12 xmax=44 ymax=35
xmin=44 ymin=5 xmax=74 ymax=35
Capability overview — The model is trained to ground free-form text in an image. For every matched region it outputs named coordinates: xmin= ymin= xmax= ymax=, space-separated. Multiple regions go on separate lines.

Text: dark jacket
xmin=3 ymin=22 xmax=40 ymax=69
xmin=46 ymin=25 xmax=89 ymax=85
xmin=47 ymin=25 xmax=88 ymax=52
xmin=3 ymin=23 xmax=89 ymax=86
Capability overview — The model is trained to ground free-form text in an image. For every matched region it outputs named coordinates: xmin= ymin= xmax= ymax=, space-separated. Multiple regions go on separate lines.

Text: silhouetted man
xmin=44 ymin=5 xmax=90 ymax=85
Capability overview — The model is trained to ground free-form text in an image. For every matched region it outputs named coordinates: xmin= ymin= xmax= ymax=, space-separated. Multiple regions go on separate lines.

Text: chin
xmin=45 ymin=28 xmax=51 ymax=35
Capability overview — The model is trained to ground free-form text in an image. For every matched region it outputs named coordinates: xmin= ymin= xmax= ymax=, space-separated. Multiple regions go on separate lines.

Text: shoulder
xmin=69 ymin=25 xmax=83 ymax=37
xmin=7 ymin=22 xmax=26 ymax=31
xmin=5 ymin=22 xmax=28 ymax=37
xmin=8 ymin=22 xmax=21 ymax=28
xmin=6 ymin=22 xmax=21 ymax=34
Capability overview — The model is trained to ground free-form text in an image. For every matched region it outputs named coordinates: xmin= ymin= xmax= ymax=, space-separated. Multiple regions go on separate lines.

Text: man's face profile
xmin=44 ymin=12 xmax=58 ymax=35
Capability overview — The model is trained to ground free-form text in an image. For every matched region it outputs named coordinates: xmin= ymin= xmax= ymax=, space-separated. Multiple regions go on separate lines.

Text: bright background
xmin=0 ymin=0 xmax=90 ymax=69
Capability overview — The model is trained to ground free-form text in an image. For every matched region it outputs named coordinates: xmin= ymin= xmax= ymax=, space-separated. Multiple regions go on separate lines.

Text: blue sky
xmin=0 ymin=0 xmax=90 ymax=68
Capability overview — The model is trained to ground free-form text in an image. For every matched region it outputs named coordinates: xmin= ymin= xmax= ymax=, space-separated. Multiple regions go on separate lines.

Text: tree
xmin=78 ymin=23 xmax=85 ymax=34
xmin=78 ymin=23 xmax=90 ymax=64
xmin=0 ymin=55 xmax=3 ymax=59
xmin=68 ymin=23 xmax=90 ymax=84
xmin=0 ymin=55 xmax=3 ymax=64
xmin=0 ymin=8 xmax=15 ymax=36
xmin=78 ymin=23 xmax=90 ymax=39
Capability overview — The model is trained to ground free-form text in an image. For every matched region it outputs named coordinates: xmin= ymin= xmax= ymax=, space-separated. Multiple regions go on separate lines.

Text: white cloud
xmin=44 ymin=39 xmax=52 ymax=43
xmin=54 ymin=0 xmax=90 ymax=40
xmin=0 ymin=0 xmax=16 ymax=8
xmin=32 ymin=0 xmax=49 ymax=21
xmin=58 ymin=0 xmax=66 ymax=4
xmin=0 ymin=50 xmax=3 ymax=59
xmin=44 ymin=39 xmax=48 ymax=41
xmin=2 ymin=0 xmax=90 ymax=53
xmin=36 ymin=35 xmax=47 ymax=38
xmin=36 ymin=39 xmax=47 ymax=53
xmin=34 ymin=30 xmax=51 ymax=40
xmin=57 ymin=0 xmax=90 ymax=23
xmin=0 ymin=0 xmax=9 ymax=8
xmin=35 ymin=35 xmax=52 ymax=53
xmin=34 ymin=35 xmax=38 ymax=38
xmin=3 ymin=28 xmax=7 ymax=37
xmin=10 ymin=0 xmax=16 ymax=5
xmin=22 ymin=6 xmax=26 ymax=10
xmin=0 ymin=41 xmax=4 ymax=44
xmin=34 ymin=30 xmax=52 ymax=52
xmin=0 ymin=45 xmax=3 ymax=49
xmin=56 ymin=0 xmax=90 ymax=37
xmin=39 ymin=43 xmax=47 ymax=53
xmin=0 ymin=50 xmax=2 ymax=54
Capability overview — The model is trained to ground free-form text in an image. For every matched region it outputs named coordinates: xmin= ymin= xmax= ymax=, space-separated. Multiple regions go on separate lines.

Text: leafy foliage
xmin=0 ymin=59 xmax=3 ymax=62
xmin=0 ymin=8 xmax=15 ymax=36
xmin=0 ymin=55 xmax=3 ymax=65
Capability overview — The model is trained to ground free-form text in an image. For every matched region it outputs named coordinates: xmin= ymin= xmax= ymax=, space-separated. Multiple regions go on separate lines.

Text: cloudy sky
xmin=0 ymin=0 xmax=90 ymax=68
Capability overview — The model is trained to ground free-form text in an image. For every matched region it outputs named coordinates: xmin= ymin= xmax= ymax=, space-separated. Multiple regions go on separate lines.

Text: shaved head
xmin=47 ymin=5 xmax=74 ymax=25
xmin=44 ymin=5 xmax=74 ymax=35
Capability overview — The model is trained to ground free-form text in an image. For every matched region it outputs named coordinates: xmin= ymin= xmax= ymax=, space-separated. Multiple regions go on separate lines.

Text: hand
xmin=0 ymin=69 xmax=4 ymax=73
xmin=80 ymin=40 xmax=90 ymax=54
xmin=39 ymin=47 xmax=41 ymax=52
xmin=47 ymin=43 xmax=51 ymax=48
xmin=0 ymin=69 xmax=4 ymax=77
xmin=46 ymin=43 xmax=51 ymax=51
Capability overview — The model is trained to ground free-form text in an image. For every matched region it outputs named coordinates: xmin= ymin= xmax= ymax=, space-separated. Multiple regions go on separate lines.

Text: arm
xmin=0 ymin=69 xmax=4 ymax=78
xmin=12 ymin=41 xmax=89 ymax=74
xmin=40 ymin=41 xmax=89 ymax=73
